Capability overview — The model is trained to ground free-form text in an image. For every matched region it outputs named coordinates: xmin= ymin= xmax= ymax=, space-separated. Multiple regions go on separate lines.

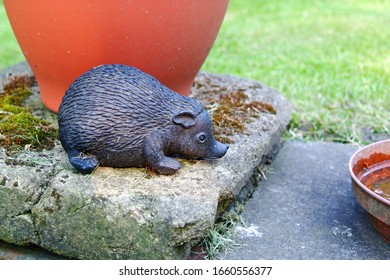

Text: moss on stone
xmin=202 ymin=90 xmax=277 ymax=144
xmin=0 ymin=75 xmax=57 ymax=151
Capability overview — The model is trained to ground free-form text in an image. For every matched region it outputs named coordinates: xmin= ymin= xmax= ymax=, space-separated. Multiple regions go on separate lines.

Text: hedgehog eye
xmin=197 ymin=133 xmax=207 ymax=144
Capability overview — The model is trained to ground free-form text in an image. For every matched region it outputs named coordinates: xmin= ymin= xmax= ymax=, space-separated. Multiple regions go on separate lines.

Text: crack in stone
xmin=66 ymin=202 xmax=93 ymax=217
xmin=3 ymin=158 xmax=66 ymax=247
xmin=30 ymin=166 xmax=66 ymax=246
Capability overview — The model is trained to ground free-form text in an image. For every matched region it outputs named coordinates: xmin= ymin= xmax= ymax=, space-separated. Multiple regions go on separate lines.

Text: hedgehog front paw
xmin=153 ymin=157 xmax=181 ymax=175
xmin=69 ymin=153 xmax=99 ymax=174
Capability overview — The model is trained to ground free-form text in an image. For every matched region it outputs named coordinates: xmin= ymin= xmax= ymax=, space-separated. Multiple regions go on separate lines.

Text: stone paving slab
xmin=222 ymin=140 xmax=390 ymax=260
xmin=0 ymin=62 xmax=291 ymax=259
xmin=0 ymin=240 xmax=68 ymax=260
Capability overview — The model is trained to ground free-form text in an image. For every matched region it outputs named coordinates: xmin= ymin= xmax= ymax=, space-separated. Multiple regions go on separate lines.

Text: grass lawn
xmin=0 ymin=1 xmax=25 ymax=68
xmin=1 ymin=0 xmax=389 ymax=144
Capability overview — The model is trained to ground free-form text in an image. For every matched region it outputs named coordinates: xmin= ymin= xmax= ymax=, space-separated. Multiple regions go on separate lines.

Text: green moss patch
xmin=0 ymin=75 xmax=57 ymax=151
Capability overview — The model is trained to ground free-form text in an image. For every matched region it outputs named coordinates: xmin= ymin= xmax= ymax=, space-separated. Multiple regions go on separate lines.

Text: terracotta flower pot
xmin=4 ymin=0 xmax=229 ymax=112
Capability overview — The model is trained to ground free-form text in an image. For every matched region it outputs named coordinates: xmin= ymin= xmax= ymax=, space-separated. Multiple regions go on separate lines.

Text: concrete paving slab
xmin=222 ymin=140 xmax=390 ymax=260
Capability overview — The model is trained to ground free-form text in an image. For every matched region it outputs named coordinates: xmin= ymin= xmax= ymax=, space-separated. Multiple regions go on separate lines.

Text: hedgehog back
xmin=58 ymin=64 xmax=203 ymax=154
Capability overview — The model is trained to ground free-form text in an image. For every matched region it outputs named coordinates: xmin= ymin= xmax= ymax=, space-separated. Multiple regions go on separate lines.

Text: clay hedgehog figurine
xmin=58 ymin=64 xmax=228 ymax=175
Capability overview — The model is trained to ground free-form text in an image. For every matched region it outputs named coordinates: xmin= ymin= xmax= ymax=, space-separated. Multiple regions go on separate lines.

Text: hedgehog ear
xmin=172 ymin=111 xmax=197 ymax=128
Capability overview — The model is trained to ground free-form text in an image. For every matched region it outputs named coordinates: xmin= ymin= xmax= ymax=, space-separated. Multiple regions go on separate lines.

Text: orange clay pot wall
xmin=4 ymin=0 xmax=229 ymax=112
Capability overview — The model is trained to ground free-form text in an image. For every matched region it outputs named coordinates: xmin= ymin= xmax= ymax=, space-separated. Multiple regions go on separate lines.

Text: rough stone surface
xmin=0 ymin=62 xmax=291 ymax=259
xmin=222 ymin=141 xmax=390 ymax=260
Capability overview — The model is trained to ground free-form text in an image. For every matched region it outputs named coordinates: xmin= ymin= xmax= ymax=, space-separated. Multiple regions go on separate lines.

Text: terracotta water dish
xmin=349 ymin=139 xmax=390 ymax=242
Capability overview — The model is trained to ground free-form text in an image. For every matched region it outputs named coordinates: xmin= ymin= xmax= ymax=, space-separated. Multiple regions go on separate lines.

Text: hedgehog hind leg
xmin=67 ymin=149 xmax=99 ymax=174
